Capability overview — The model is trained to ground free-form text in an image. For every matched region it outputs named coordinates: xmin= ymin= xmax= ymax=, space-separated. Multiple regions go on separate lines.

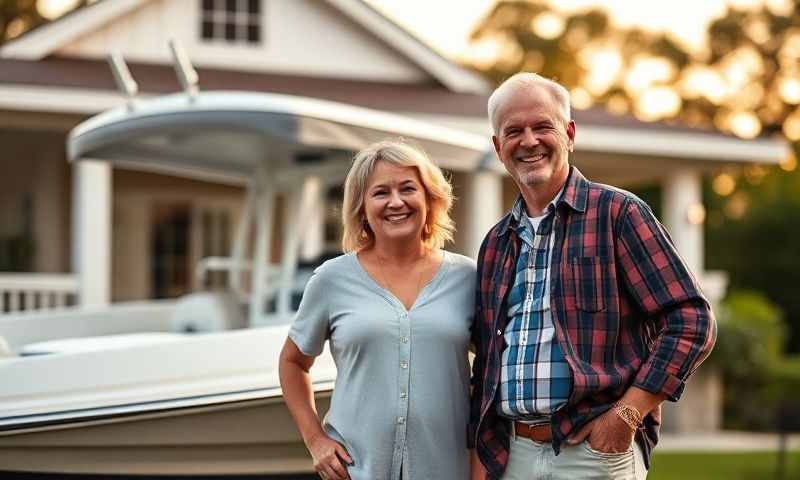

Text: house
xmin=0 ymin=0 xmax=788 ymax=433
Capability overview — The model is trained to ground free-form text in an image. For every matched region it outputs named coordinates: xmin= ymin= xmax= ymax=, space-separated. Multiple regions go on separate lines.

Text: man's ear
xmin=566 ymin=120 xmax=576 ymax=152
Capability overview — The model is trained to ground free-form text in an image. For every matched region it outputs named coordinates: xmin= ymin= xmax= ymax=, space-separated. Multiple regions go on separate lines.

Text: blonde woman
xmin=279 ymin=140 xmax=476 ymax=480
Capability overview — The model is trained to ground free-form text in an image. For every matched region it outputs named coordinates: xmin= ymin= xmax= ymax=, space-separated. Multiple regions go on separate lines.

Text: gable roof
xmin=0 ymin=0 xmax=490 ymax=94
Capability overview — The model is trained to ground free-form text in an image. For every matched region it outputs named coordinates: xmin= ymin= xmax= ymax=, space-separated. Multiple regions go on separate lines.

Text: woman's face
xmin=363 ymin=161 xmax=428 ymax=248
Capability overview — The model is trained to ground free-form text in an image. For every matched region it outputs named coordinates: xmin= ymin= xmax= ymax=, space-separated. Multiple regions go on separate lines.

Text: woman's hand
xmin=307 ymin=433 xmax=353 ymax=480
xmin=279 ymin=339 xmax=351 ymax=478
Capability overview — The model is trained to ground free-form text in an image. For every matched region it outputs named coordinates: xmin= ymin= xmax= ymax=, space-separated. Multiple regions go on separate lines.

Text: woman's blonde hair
xmin=341 ymin=139 xmax=455 ymax=252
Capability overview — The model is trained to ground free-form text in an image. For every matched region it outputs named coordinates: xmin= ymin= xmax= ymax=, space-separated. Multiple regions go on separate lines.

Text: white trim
xmin=0 ymin=0 xmax=153 ymax=60
xmin=578 ymin=126 xmax=788 ymax=164
xmin=0 ymin=84 xmax=788 ymax=165
xmin=0 ymin=274 xmax=78 ymax=292
xmin=408 ymin=113 xmax=789 ymax=164
xmin=0 ymin=84 xmax=130 ymax=113
xmin=327 ymin=0 xmax=490 ymax=94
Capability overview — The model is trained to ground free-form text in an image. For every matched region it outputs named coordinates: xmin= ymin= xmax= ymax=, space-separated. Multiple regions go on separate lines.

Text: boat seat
xmin=169 ymin=291 xmax=246 ymax=333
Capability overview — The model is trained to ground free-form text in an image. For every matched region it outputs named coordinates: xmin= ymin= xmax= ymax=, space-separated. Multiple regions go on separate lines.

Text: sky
xmin=365 ymin=0 xmax=776 ymax=58
xmin=37 ymin=0 xmax=782 ymax=60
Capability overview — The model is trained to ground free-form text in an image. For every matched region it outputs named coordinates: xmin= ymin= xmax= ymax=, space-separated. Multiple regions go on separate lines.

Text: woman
xmin=278 ymin=140 xmax=476 ymax=480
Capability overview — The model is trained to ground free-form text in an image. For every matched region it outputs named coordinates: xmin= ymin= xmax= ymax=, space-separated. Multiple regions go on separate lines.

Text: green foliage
xmin=706 ymin=162 xmax=800 ymax=353
xmin=709 ymin=291 xmax=783 ymax=377
xmin=709 ymin=290 xmax=800 ymax=430
xmin=761 ymin=355 xmax=800 ymax=411
xmin=649 ymin=451 xmax=800 ymax=480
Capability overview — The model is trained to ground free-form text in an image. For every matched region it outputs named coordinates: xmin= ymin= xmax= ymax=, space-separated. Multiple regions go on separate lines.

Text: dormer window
xmin=201 ymin=0 xmax=261 ymax=44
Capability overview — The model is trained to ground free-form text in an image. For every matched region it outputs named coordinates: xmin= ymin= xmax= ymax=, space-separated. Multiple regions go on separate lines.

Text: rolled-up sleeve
xmin=288 ymin=268 xmax=330 ymax=357
xmin=615 ymin=198 xmax=717 ymax=401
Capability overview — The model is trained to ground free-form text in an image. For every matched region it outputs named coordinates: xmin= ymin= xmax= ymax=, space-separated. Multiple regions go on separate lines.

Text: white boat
xmin=0 ymin=53 xmax=488 ymax=476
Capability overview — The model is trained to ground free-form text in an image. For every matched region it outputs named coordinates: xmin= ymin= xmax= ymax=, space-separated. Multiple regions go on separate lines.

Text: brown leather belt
xmin=513 ymin=422 xmax=552 ymax=442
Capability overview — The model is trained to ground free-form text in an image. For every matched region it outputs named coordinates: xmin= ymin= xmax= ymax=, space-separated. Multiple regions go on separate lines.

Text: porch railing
xmin=0 ymin=273 xmax=79 ymax=313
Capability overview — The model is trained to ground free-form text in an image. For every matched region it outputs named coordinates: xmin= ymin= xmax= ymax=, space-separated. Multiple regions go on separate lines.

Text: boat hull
xmin=0 ymin=391 xmax=331 ymax=475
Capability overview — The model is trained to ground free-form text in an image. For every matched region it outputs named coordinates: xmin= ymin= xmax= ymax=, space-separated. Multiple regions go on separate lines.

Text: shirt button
xmin=400 ymin=391 xmax=407 ymax=399
xmin=400 ymin=312 xmax=408 ymax=318
xmin=400 ymin=336 xmax=408 ymax=343
xmin=398 ymin=417 xmax=405 ymax=424
xmin=400 ymin=361 xmax=408 ymax=369
xmin=496 ymin=329 xmax=502 ymax=336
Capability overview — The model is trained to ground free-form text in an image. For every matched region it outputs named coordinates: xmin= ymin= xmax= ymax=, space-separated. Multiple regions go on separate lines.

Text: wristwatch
xmin=613 ymin=402 xmax=643 ymax=431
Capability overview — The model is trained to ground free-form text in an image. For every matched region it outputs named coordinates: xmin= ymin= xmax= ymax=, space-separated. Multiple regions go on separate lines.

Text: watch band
xmin=613 ymin=402 xmax=643 ymax=431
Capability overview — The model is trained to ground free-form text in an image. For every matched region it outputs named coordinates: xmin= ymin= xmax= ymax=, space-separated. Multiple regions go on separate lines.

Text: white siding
xmin=57 ymin=0 xmax=430 ymax=83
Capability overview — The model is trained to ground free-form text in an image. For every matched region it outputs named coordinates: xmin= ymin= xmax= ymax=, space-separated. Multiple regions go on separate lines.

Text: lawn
xmin=649 ymin=450 xmax=800 ymax=480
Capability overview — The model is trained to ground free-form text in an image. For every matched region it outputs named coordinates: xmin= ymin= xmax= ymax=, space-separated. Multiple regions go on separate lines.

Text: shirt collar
xmin=498 ymin=166 xmax=589 ymax=237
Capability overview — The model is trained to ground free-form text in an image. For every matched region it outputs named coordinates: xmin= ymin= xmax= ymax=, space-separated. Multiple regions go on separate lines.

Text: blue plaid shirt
xmin=498 ymin=195 xmax=572 ymax=419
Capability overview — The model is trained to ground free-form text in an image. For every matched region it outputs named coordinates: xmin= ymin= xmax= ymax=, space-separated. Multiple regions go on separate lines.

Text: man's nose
xmin=520 ymin=128 xmax=539 ymax=148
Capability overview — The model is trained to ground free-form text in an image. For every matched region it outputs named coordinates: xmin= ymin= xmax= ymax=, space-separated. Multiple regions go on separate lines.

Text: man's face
xmin=492 ymin=86 xmax=575 ymax=192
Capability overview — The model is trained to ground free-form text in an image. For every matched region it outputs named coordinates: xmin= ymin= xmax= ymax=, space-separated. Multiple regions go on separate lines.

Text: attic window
xmin=201 ymin=0 xmax=262 ymax=44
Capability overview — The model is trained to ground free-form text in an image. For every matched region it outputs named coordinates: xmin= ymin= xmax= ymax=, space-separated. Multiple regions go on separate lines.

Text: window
xmin=151 ymin=204 xmax=192 ymax=299
xmin=200 ymin=208 xmax=232 ymax=290
xmin=201 ymin=0 xmax=262 ymax=44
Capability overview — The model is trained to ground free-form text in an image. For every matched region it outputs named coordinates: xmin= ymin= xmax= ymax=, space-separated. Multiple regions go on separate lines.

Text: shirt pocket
xmin=571 ymin=256 xmax=606 ymax=312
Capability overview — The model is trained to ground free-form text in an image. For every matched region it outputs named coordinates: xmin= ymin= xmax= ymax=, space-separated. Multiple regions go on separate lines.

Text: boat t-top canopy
xmin=67 ymin=88 xmax=496 ymax=325
xmin=67 ymin=90 xmax=493 ymax=181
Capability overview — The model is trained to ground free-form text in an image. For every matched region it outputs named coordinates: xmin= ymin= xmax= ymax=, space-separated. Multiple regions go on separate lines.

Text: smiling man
xmin=468 ymin=73 xmax=717 ymax=480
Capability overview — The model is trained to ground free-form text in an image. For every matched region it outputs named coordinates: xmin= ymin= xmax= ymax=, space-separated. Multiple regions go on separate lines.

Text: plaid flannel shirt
xmin=468 ymin=167 xmax=716 ymax=479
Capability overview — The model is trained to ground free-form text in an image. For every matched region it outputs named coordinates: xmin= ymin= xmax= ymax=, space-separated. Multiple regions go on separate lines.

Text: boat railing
xmin=0 ymin=273 xmax=79 ymax=314
xmin=194 ymin=256 xmax=312 ymax=313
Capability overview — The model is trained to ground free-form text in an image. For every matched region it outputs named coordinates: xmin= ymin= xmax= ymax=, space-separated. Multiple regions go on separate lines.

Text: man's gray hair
xmin=487 ymin=72 xmax=572 ymax=135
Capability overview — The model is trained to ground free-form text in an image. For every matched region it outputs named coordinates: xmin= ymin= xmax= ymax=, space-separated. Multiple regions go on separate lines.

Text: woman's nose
xmin=387 ymin=190 xmax=404 ymax=207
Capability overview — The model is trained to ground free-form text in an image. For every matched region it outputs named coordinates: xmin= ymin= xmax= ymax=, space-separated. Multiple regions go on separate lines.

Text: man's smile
xmin=514 ymin=151 xmax=548 ymax=163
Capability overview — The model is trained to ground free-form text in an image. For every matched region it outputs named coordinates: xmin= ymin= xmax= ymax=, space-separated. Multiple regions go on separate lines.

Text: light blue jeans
xmin=500 ymin=434 xmax=648 ymax=480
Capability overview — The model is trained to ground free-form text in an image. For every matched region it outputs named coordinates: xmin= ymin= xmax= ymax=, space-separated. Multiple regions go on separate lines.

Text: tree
xmin=0 ymin=0 xmax=89 ymax=44
xmin=0 ymin=0 xmax=47 ymax=44
xmin=467 ymin=0 xmax=800 ymax=352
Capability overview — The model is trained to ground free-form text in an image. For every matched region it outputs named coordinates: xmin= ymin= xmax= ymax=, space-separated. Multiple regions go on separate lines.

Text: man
xmin=468 ymin=73 xmax=716 ymax=480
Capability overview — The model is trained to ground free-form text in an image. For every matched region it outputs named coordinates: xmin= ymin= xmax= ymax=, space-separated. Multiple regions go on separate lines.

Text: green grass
xmin=649 ymin=450 xmax=800 ymax=480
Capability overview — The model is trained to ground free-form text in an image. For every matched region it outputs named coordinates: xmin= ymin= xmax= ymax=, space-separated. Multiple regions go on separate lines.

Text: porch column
xmin=464 ymin=171 xmax=503 ymax=259
xmin=660 ymin=166 xmax=721 ymax=434
xmin=71 ymin=160 xmax=111 ymax=307
xmin=300 ymin=176 xmax=325 ymax=262
xmin=661 ymin=167 xmax=703 ymax=275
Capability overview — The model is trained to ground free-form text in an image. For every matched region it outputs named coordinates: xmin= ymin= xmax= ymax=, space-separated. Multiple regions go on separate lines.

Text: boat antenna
xmin=107 ymin=51 xmax=138 ymax=111
xmin=168 ymin=39 xmax=199 ymax=100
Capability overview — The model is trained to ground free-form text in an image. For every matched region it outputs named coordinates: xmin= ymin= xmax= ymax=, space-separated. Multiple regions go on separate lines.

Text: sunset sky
xmin=37 ymin=0 xmax=781 ymax=59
